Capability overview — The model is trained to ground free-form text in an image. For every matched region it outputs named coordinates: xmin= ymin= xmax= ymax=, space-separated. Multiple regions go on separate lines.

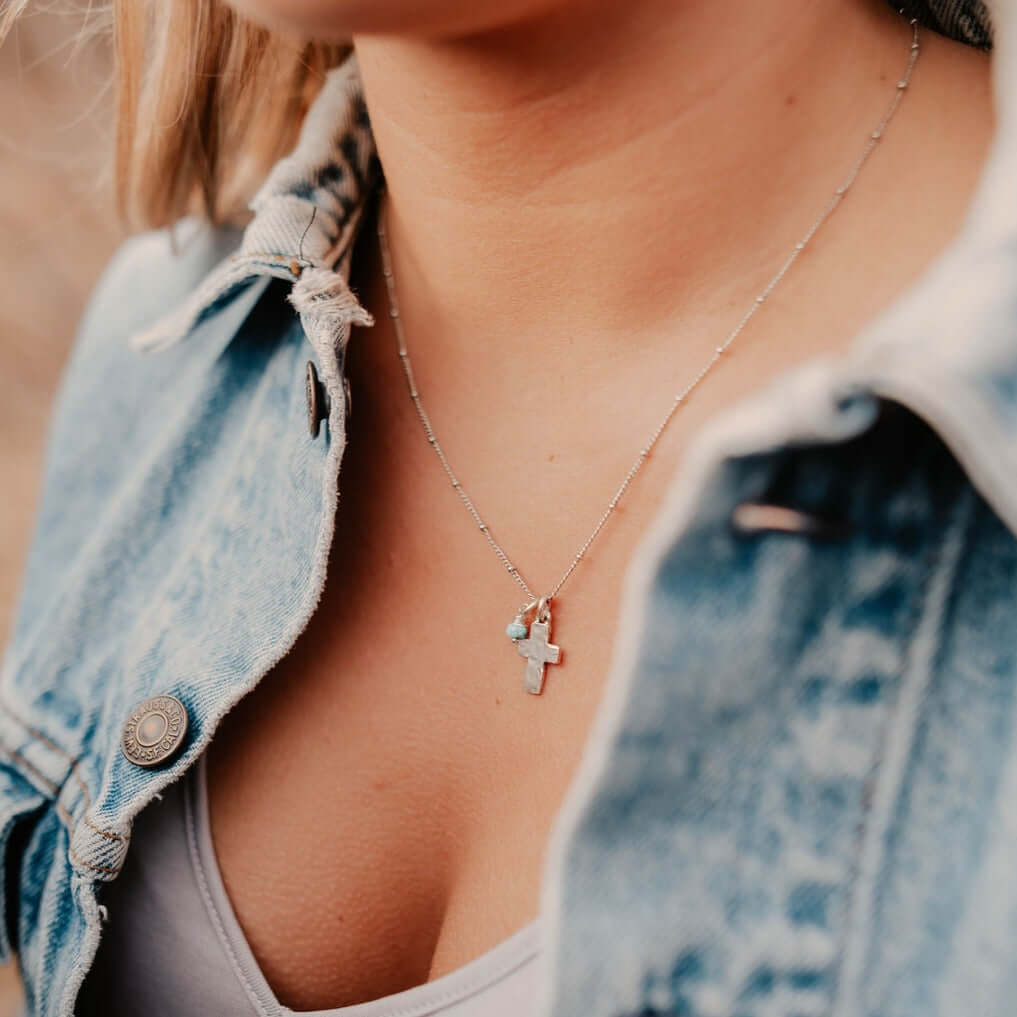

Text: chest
xmin=201 ymin=340 xmax=666 ymax=1011
xmin=205 ymin=628 xmax=591 ymax=1011
xmin=195 ymin=256 xmax=890 ymax=1010
xmin=193 ymin=216 xmax=984 ymax=1011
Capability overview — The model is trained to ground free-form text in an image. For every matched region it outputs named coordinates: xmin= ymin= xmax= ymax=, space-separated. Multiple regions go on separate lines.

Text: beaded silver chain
xmin=375 ymin=18 xmax=921 ymax=694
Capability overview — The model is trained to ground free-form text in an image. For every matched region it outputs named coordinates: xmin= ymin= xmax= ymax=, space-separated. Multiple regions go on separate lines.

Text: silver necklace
xmin=375 ymin=18 xmax=920 ymax=695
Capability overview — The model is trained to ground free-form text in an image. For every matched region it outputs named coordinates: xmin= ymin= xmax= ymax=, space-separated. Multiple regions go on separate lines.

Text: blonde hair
xmin=1 ymin=1 xmax=348 ymax=228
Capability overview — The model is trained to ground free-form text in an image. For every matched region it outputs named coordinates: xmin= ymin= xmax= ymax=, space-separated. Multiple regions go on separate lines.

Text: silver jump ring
xmin=518 ymin=598 xmax=538 ymax=620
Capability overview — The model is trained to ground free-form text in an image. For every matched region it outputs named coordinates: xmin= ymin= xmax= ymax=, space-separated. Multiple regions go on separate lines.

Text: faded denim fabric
xmin=1 ymin=1 xmax=1015 ymax=1015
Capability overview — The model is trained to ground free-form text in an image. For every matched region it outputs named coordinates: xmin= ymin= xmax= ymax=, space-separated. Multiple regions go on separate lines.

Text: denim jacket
xmin=3 ymin=2 xmax=1016 ymax=1015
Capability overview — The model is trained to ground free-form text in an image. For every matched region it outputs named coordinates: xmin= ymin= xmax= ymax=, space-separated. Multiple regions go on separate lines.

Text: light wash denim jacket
xmin=3 ymin=2 xmax=1016 ymax=1014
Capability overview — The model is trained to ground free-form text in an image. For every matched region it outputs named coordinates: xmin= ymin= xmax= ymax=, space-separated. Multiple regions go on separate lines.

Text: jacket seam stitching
xmin=0 ymin=739 xmax=126 ymax=877
xmin=65 ymin=845 xmax=121 ymax=877
xmin=0 ymin=702 xmax=128 ymax=843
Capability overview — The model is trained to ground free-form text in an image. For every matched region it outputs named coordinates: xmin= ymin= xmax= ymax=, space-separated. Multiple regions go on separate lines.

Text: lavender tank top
xmin=78 ymin=752 xmax=542 ymax=1016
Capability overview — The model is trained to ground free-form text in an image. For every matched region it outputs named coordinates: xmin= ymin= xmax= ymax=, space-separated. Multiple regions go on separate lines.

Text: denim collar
xmin=130 ymin=53 xmax=380 ymax=355
xmin=128 ymin=1 xmax=1017 ymax=536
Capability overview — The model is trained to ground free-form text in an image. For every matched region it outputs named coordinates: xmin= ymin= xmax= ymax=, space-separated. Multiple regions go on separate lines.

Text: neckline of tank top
xmin=187 ymin=750 xmax=544 ymax=1017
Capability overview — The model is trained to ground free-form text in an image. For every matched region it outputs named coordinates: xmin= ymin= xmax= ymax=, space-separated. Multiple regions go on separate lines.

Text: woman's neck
xmin=351 ymin=0 xmax=918 ymax=363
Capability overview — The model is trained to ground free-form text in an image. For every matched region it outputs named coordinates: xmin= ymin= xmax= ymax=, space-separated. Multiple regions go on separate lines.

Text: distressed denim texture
xmin=2 ymin=1 xmax=1016 ymax=1014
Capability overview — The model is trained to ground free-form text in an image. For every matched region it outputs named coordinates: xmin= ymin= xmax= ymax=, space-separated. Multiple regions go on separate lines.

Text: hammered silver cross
xmin=517 ymin=619 xmax=561 ymax=694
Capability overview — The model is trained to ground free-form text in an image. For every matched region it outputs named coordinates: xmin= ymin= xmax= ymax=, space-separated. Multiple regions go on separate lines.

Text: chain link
xmin=375 ymin=19 xmax=921 ymax=616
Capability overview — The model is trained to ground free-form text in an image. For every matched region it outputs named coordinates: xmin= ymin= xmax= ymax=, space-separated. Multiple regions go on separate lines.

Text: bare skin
xmin=207 ymin=0 xmax=995 ymax=1009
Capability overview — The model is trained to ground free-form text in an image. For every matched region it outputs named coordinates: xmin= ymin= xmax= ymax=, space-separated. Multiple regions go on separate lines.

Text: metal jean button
xmin=306 ymin=360 xmax=330 ymax=438
xmin=730 ymin=502 xmax=851 ymax=540
xmin=121 ymin=695 xmax=189 ymax=769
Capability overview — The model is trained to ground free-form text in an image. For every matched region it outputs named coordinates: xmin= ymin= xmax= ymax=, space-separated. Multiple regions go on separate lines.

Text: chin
xmin=225 ymin=0 xmax=555 ymax=40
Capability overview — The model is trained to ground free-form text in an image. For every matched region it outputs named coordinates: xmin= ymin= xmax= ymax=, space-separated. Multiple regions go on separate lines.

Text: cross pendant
xmin=516 ymin=618 xmax=562 ymax=695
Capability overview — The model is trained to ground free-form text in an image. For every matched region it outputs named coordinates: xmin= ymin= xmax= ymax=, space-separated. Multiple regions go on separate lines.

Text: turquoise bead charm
xmin=506 ymin=620 xmax=528 ymax=640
